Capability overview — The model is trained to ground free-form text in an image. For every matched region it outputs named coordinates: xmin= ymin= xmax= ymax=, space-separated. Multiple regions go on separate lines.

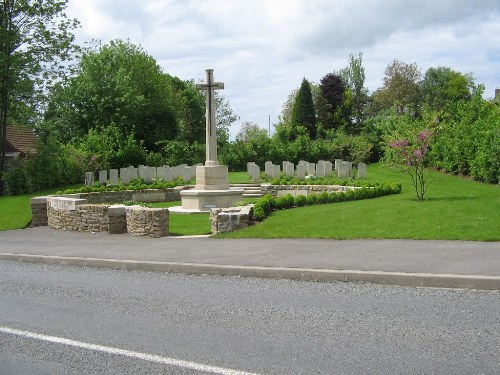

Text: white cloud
xmin=66 ymin=0 xmax=500 ymax=138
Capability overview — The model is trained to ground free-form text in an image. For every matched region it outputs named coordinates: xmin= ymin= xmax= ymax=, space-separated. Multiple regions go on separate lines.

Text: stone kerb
xmin=125 ymin=206 xmax=169 ymax=238
xmin=210 ymin=205 xmax=254 ymax=234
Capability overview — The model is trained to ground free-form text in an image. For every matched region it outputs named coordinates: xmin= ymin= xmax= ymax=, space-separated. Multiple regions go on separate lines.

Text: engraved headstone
xmin=98 ymin=170 xmax=107 ymax=185
xmin=337 ymin=162 xmax=350 ymax=178
xmin=296 ymin=164 xmax=306 ymax=179
xmin=284 ymin=162 xmax=294 ymax=177
xmin=324 ymin=161 xmax=333 ymax=177
xmin=307 ymin=163 xmax=316 ymax=176
xmin=271 ymin=164 xmax=281 ymax=178
xmin=358 ymin=163 xmax=367 ymax=179
xmin=316 ymin=160 xmax=326 ymax=178
xmin=265 ymin=161 xmax=273 ymax=178
xmin=85 ymin=172 xmax=94 ymax=186
xmin=109 ymin=169 xmax=119 ymax=185
xmin=120 ymin=168 xmax=130 ymax=185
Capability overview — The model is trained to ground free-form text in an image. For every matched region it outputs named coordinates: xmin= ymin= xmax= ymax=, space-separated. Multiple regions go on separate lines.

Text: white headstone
xmin=335 ymin=159 xmax=342 ymax=171
xmin=324 ymin=161 xmax=333 ymax=177
xmin=164 ymin=166 xmax=173 ymax=182
xmin=265 ymin=161 xmax=273 ymax=178
xmin=271 ymin=164 xmax=281 ymax=179
xmin=98 ymin=170 xmax=107 ymax=185
xmin=85 ymin=172 xmax=94 ymax=186
xmin=109 ymin=169 xmax=119 ymax=185
xmin=156 ymin=166 xmax=165 ymax=180
xmin=150 ymin=167 xmax=157 ymax=180
xmin=143 ymin=167 xmax=153 ymax=183
xmin=120 ymin=168 xmax=130 ymax=185
xmin=128 ymin=166 xmax=138 ymax=181
xmin=296 ymin=164 xmax=306 ymax=179
xmin=316 ymin=160 xmax=326 ymax=178
xmin=358 ymin=163 xmax=367 ymax=179
xmin=284 ymin=162 xmax=294 ymax=177
xmin=337 ymin=162 xmax=350 ymax=178
xmin=307 ymin=163 xmax=316 ymax=176
xmin=247 ymin=162 xmax=260 ymax=181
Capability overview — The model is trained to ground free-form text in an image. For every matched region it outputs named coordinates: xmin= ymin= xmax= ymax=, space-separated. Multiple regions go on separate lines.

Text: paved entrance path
xmin=1 ymin=227 xmax=499 ymax=290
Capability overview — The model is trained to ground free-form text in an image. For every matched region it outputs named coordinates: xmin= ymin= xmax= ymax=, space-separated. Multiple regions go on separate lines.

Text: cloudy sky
xmin=67 ymin=0 xmax=500 ymax=138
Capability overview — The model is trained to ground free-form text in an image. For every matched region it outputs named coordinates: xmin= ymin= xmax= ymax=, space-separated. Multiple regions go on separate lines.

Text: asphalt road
xmin=1 ymin=261 xmax=499 ymax=374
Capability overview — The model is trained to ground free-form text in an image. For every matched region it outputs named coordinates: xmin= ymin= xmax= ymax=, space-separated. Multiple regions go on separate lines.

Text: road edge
xmin=1 ymin=253 xmax=499 ymax=291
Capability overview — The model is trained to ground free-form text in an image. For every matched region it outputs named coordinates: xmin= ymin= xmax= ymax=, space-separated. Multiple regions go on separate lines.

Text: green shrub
xmin=306 ymin=194 xmax=318 ymax=205
xmin=253 ymin=205 xmax=266 ymax=221
xmin=317 ymin=191 xmax=329 ymax=204
xmin=276 ymin=194 xmax=294 ymax=209
xmin=294 ymin=194 xmax=307 ymax=207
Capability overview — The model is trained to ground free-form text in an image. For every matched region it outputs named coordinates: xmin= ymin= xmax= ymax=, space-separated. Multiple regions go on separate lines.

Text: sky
xmin=66 ymin=0 xmax=500 ymax=139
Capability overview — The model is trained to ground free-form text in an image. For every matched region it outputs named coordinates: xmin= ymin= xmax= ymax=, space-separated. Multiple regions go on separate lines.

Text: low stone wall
xmin=45 ymin=197 xmax=168 ymax=237
xmin=47 ymin=198 xmax=110 ymax=232
xmin=61 ymin=186 xmax=187 ymax=204
xmin=126 ymin=206 xmax=169 ymax=238
xmin=210 ymin=205 xmax=254 ymax=234
xmin=261 ymin=184 xmax=361 ymax=197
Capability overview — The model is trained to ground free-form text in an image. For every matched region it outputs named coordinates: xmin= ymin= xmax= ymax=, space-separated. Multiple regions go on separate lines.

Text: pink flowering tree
xmin=388 ymin=129 xmax=433 ymax=201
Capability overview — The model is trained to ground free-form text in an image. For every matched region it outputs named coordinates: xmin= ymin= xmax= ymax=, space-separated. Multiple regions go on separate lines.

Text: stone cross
xmin=196 ymin=69 xmax=224 ymax=167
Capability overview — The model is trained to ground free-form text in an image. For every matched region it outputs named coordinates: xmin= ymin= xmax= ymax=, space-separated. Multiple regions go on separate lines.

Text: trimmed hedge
xmin=252 ymin=182 xmax=402 ymax=222
xmin=57 ymin=178 xmax=183 ymax=195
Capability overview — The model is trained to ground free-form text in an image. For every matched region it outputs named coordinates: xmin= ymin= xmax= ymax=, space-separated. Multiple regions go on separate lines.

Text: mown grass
xmin=218 ymin=164 xmax=500 ymax=241
xmin=1 ymin=166 xmax=498 ymax=240
xmin=149 ymin=201 xmax=211 ymax=236
xmin=0 ymin=184 xmax=83 ymax=231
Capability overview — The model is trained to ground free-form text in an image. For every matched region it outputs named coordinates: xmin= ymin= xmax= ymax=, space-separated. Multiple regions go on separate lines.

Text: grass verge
xmin=218 ymin=164 xmax=500 ymax=241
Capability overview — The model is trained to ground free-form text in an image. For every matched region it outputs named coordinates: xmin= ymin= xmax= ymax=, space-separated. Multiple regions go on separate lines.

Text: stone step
xmin=230 ymin=183 xmax=261 ymax=188
xmin=230 ymin=184 xmax=263 ymax=198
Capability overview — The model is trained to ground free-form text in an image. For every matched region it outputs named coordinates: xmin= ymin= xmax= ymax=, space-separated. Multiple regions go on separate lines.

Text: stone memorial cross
xmin=196 ymin=69 xmax=224 ymax=167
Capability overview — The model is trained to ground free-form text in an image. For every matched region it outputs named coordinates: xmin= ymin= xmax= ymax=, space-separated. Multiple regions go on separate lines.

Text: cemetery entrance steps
xmin=230 ymin=184 xmax=262 ymax=198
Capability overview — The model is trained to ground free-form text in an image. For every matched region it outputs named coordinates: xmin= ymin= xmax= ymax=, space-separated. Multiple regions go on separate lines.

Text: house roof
xmin=5 ymin=125 xmax=38 ymax=156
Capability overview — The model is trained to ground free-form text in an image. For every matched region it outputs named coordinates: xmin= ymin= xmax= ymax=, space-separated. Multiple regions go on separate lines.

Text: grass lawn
xmin=0 ymin=184 xmax=82 ymax=231
xmin=218 ymin=164 xmax=500 ymax=241
xmin=149 ymin=201 xmax=211 ymax=236
xmin=1 ymin=165 xmax=498 ymax=240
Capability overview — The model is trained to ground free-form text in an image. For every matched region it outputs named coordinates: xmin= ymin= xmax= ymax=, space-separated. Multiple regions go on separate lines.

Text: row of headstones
xmin=85 ymin=164 xmax=202 ymax=186
xmin=247 ymin=160 xmax=367 ymax=180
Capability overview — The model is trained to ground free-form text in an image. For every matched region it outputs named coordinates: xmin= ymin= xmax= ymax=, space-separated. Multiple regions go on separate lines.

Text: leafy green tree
xmin=291 ymin=78 xmax=316 ymax=138
xmin=371 ymin=59 xmax=422 ymax=115
xmin=44 ymin=40 xmax=178 ymax=151
xmin=0 ymin=0 xmax=79 ymax=194
xmin=340 ymin=52 xmax=369 ymax=131
xmin=215 ymin=91 xmax=239 ymax=147
xmin=422 ymin=66 xmax=473 ymax=110
xmin=167 ymin=77 xmax=205 ymax=143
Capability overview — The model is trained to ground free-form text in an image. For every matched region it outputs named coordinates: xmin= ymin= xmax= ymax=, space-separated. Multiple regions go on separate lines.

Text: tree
xmin=291 ymin=78 xmax=316 ymax=138
xmin=422 ymin=66 xmax=473 ymax=110
xmin=167 ymin=77 xmax=205 ymax=143
xmin=372 ymin=59 xmax=422 ymax=115
xmin=44 ymin=40 xmax=179 ymax=151
xmin=215 ymin=91 xmax=239 ymax=147
xmin=340 ymin=52 xmax=369 ymax=131
xmin=319 ymin=73 xmax=351 ymax=133
xmin=0 ymin=0 xmax=79 ymax=195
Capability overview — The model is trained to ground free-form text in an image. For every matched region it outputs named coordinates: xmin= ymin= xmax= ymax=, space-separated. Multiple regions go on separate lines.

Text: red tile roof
xmin=5 ymin=125 xmax=38 ymax=156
